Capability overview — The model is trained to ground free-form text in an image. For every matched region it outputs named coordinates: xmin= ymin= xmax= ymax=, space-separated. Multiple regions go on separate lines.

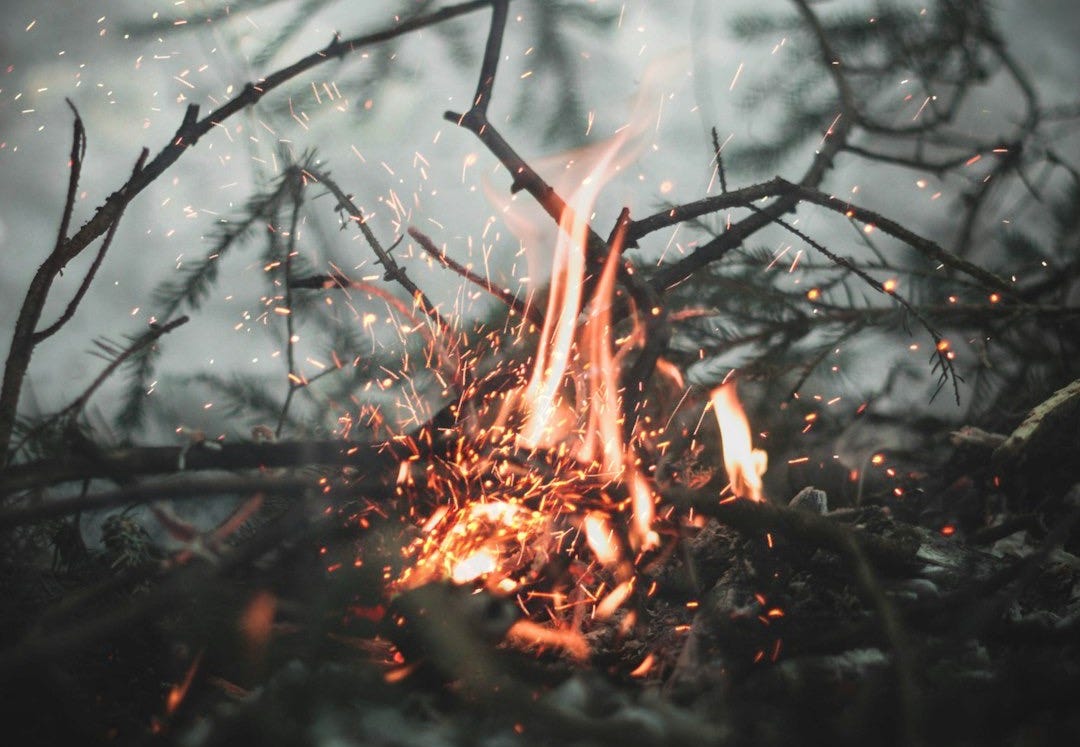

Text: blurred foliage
xmin=126 ymin=0 xmax=616 ymax=147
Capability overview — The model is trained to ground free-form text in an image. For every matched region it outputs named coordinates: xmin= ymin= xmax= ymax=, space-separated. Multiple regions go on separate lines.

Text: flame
xmin=505 ymin=618 xmax=589 ymax=661
xmin=239 ymin=590 xmax=277 ymax=659
xmin=629 ymin=469 xmax=659 ymax=551
xmin=516 ymin=54 xmax=685 ymax=457
xmin=710 ymin=382 xmax=768 ymax=501
xmin=383 ymin=54 xmax=774 ymax=659
xmin=583 ymin=512 xmax=621 ymax=566
xmin=519 ymin=135 xmax=627 ymax=452
xmin=629 ymin=652 xmax=656 ymax=678
xmin=595 ymin=579 xmax=634 ymax=620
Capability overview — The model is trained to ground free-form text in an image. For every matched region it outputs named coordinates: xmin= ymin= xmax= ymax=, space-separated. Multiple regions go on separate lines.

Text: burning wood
xmin=3 ymin=1 xmax=1079 ymax=745
xmin=385 ymin=91 xmax=769 ymax=660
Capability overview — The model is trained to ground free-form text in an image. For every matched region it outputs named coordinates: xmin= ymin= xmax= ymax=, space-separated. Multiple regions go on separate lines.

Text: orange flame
xmin=594 ymin=579 xmax=635 ymax=620
xmin=629 ymin=652 xmax=656 ymax=678
xmin=583 ymin=512 xmax=621 ymax=566
xmin=520 ymin=137 xmax=627 ymax=452
xmin=505 ymin=618 xmax=589 ymax=661
xmin=710 ymin=382 xmax=768 ymax=501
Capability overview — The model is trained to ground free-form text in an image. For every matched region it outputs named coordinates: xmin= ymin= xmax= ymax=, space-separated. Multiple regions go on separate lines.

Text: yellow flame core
xmin=710 ymin=382 xmax=768 ymax=501
xmin=450 ymin=548 xmax=498 ymax=584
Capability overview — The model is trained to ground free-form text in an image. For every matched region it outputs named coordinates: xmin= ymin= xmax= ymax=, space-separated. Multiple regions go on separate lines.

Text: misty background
xmin=2 ymin=0 xmax=1078 ymax=455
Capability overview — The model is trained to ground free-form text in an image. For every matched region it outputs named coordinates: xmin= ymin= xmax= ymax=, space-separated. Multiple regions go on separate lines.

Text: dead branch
xmin=993 ymin=377 xmax=1080 ymax=464
xmin=305 ymin=168 xmax=445 ymax=327
xmin=759 ymin=207 xmax=962 ymax=402
xmin=0 ymin=438 xmax=405 ymax=496
xmin=408 ymin=226 xmax=543 ymax=328
xmin=33 ymin=148 xmax=151 ymax=344
xmin=629 ymin=177 xmax=1012 ymax=294
xmin=0 ymin=474 xmax=344 ymax=531
xmin=0 ymin=0 xmax=507 ymax=460
xmin=648 ymin=120 xmax=852 ymax=290
xmin=72 ymin=317 xmax=191 ymax=419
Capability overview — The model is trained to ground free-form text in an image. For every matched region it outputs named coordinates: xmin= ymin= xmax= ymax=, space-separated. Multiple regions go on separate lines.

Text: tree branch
xmin=408 ymin=226 xmax=543 ymax=328
xmin=0 ymin=439 xmax=405 ymax=496
xmin=0 ymin=474 xmax=339 ymax=530
xmin=32 ymin=148 xmax=151 ymax=344
xmin=307 ymin=168 xmax=444 ymax=328
xmin=0 ymin=0 xmax=506 ymax=460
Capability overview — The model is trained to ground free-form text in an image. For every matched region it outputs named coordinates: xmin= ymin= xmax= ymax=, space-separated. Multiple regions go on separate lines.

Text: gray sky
xmin=1 ymin=0 xmax=1078 ymax=440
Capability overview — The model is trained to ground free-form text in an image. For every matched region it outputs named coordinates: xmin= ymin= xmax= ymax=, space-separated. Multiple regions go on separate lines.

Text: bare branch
xmin=0 ymin=474 xmax=329 ymax=531
xmin=0 ymin=1 xmax=505 ymax=459
xmin=60 ymin=316 xmax=189 ymax=421
xmin=32 ymin=148 xmax=151 ymax=344
xmin=0 ymin=438 xmax=405 ymax=496
xmin=306 ymin=168 xmax=444 ymax=328
xmin=630 ymin=177 xmax=1013 ymax=294
xmin=408 ymin=226 xmax=543 ymax=328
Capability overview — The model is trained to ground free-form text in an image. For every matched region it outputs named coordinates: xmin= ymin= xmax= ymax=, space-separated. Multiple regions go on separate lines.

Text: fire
xmin=379 ymin=53 xmax=766 ymax=661
xmin=519 ymin=128 xmax=629 ymax=455
xmin=710 ymin=382 xmax=768 ymax=502
xmin=165 ymin=649 xmax=204 ymax=716
xmin=583 ymin=512 xmax=620 ymax=566
xmin=450 ymin=548 xmax=498 ymax=584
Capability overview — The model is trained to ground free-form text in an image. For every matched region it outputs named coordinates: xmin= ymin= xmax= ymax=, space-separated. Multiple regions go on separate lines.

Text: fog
xmin=2 ymin=0 xmax=1077 ymax=443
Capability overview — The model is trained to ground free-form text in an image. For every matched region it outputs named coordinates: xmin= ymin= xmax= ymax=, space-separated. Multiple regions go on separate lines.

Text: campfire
xmin=383 ymin=122 xmax=768 ymax=660
xmin=3 ymin=1 xmax=1079 ymax=744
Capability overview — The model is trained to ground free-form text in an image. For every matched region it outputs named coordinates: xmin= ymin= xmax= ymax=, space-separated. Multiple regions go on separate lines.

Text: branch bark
xmin=0 ymin=438 xmax=405 ymax=496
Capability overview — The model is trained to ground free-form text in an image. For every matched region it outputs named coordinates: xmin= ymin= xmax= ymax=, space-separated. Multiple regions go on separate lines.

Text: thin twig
xmin=0 ymin=106 xmax=88 ymax=459
xmin=277 ymin=169 xmax=305 ymax=437
xmin=630 ymin=177 xmax=1013 ymax=294
xmin=472 ymin=0 xmax=510 ymax=115
xmin=408 ymin=226 xmax=543 ymax=328
xmin=33 ymin=148 xmax=151 ymax=344
xmin=710 ymin=126 xmax=728 ymax=194
xmin=54 ymin=99 xmax=87 ymax=263
xmin=752 ymin=205 xmax=962 ymax=403
xmin=649 ymin=111 xmax=852 ymax=290
xmin=61 ymin=316 xmax=190 ymax=420
xmin=306 ymin=168 xmax=443 ymax=328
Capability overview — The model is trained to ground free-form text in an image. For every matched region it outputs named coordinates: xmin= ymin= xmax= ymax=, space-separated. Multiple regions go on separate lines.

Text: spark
xmin=728 ymin=62 xmax=744 ymax=91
